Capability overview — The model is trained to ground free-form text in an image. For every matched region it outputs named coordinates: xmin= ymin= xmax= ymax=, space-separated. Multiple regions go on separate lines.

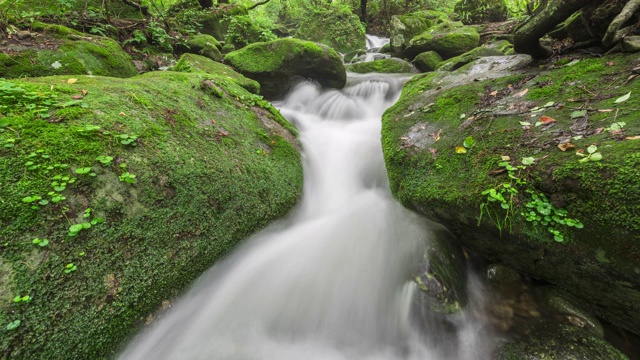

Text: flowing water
xmin=120 ymin=48 xmax=491 ymax=360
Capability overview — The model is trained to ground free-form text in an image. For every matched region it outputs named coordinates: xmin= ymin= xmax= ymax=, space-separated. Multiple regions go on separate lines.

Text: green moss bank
xmin=0 ymin=70 xmax=302 ymax=358
xmin=346 ymin=58 xmax=417 ymax=74
xmin=293 ymin=7 xmax=365 ymax=53
xmin=382 ymin=53 xmax=640 ymax=335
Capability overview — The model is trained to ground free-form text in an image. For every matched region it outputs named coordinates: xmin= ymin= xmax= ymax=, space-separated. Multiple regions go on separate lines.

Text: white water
xmin=119 ymin=73 xmax=490 ymax=360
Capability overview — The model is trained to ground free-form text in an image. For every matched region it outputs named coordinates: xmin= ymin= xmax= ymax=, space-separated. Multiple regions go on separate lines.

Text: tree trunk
xmin=198 ymin=0 xmax=213 ymax=8
xmin=514 ymin=0 xmax=601 ymax=59
xmin=360 ymin=0 xmax=367 ymax=24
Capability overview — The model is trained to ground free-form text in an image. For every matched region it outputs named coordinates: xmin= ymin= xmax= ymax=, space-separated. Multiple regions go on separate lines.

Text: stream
xmin=119 ymin=40 xmax=491 ymax=360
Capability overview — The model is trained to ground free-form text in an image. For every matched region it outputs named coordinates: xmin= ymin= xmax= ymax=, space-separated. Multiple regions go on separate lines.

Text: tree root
xmin=602 ymin=0 xmax=640 ymax=47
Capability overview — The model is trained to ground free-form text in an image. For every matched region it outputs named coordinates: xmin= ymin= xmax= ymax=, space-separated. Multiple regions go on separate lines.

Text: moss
xmin=175 ymin=34 xmax=223 ymax=62
xmin=224 ymin=38 xmax=346 ymax=99
xmin=405 ymin=21 xmax=480 ymax=59
xmin=293 ymin=6 xmax=366 ymax=53
xmin=12 ymin=0 xmax=144 ymax=19
xmin=382 ymin=52 xmax=640 ymax=334
xmin=0 ymin=34 xmax=136 ymax=79
xmin=346 ymin=58 xmax=416 ymax=74
xmin=435 ymin=46 xmax=505 ymax=71
xmin=0 ymin=70 xmax=302 ymax=358
xmin=173 ymin=53 xmax=260 ymax=95
xmin=412 ymin=51 xmax=443 ymax=72
xmin=30 ymin=22 xmax=83 ymax=36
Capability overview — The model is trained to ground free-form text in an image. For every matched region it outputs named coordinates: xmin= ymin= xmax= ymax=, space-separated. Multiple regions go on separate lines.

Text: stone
xmin=535 ymin=286 xmax=605 ymax=338
xmin=390 ymin=10 xmax=449 ymax=56
xmin=405 ymin=21 xmax=480 ymax=60
xmin=436 ymin=45 xmax=505 ymax=71
xmin=224 ymin=38 xmax=346 ymax=100
xmin=412 ymin=51 xmax=443 ymax=72
xmin=346 ymin=58 xmax=417 ymax=74
xmin=175 ymin=34 xmax=223 ymax=62
xmin=173 ymin=53 xmax=260 ymax=95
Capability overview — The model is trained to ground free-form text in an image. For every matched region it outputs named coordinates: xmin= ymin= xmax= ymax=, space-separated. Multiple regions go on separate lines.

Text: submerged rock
xmin=0 ymin=24 xmax=137 ymax=79
xmin=0 ymin=69 xmax=302 ymax=358
xmin=224 ymin=38 xmax=346 ymax=100
xmin=535 ymin=286 xmax=604 ymax=338
xmin=496 ymin=323 xmax=628 ymax=359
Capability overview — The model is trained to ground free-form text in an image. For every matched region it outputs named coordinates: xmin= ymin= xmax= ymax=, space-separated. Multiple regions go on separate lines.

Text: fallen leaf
xmin=576 ymin=149 xmax=584 ymax=155
xmin=607 ymin=62 xmax=615 ymax=66
xmin=71 ymin=95 xmax=83 ymax=100
xmin=598 ymin=109 xmax=614 ymax=113
xmin=520 ymin=121 xmax=532 ymax=126
xmin=558 ymin=143 xmax=575 ymax=151
xmin=400 ymin=136 xmax=409 ymax=141
xmin=50 ymin=85 xmax=54 ymax=90
xmin=455 ymin=146 xmax=467 ymax=154
xmin=428 ymin=148 xmax=438 ymax=158
xmin=539 ymin=115 xmax=556 ymax=124
xmin=67 ymin=78 xmax=77 ymax=84
xmin=593 ymin=127 xmax=604 ymax=135
xmin=609 ymin=129 xmax=623 ymax=135
xmin=81 ymin=90 xmax=88 ymax=96
xmin=118 ymin=112 xmax=127 ymax=116
xmin=615 ymin=91 xmax=631 ymax=103
xmin=433 ymin=129 xmax=442 ymax=142
xmin=626 ymin=136 xmax=640 ymax=140
xmin=570 ymin=110 xmax=587 ymax=119
xmin=490 ymin=90 xmax=498 ymax=96
xmin=512 ymin=88 xmax=529 ymax=97
xmin=501 ymin=156 xmax=511 ymax=161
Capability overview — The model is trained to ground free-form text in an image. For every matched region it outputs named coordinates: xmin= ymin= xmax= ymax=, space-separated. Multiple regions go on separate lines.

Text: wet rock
xmin=535 ymin=286 xmax=604 ymax=338
xmin=486 ymin=263 xmax=522 ymax=298
xmin=344 ymin=49 xmax=367 ymax=63
xmin=496 ymin=322 xmax=628 ymax=360
xmin=346 ymin=58 xmax=417 ymax=74
xmin=224 ymin=38 xmax=346 ymax=100
xmin=413 ymin=228 xmax=467 ymax=315
xmin=405 ymin=21 xmax=480 ymax=60
xmin=436 ymin=45 xmax=505 ymax=71
xmin=412 ymin=51 xmax=442 ymax=72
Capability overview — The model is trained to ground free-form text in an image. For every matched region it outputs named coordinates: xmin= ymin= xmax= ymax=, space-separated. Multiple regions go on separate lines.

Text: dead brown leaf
xmin=490 ymin=90 xmax=498 ymax=96
xmin=626 ymin=136 xmax=640 ymax=140
xmin=558 ymin=143 xmax=575 ymax=151
xmin=539 ymin=115 xmax=556 ymax=124
xmin=81 ymin=90 xmax=88 ymax=96
xmin=428 ymin=148 xmax=438 ymax=158
xmin=67 ymin=78 xmax=77 ymax=84
xmin=512 ymin=88 xmax=529 ymax=97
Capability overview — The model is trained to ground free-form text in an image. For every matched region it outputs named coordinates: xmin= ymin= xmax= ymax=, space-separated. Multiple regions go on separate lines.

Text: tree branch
xmin=248 ymin=0 xmax=271 ymax=11
xmin=120 ymin=0 xmax=150 ymax=17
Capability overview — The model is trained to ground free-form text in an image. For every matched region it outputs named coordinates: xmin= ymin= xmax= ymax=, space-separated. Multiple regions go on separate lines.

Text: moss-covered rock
xmin=224 ymin=38 xmax=346 ymax=100
xmin=293 ymin=6 xmax=366 ymax=53
xmin=381 ymin=53 xmax=640 ymax=335
xmin=170 ymin=3 xmax=248 ymax=41
xmin=175 ymin=34 xmax=223 ymax=62
xmin=496 ymin=323 xmax=628 ymax=359
xmin=405 ymin=21 xmax=480 ymax=60
xmin=436 ymin=45 xmax=506 ymax=71
xmin=0 ymin=69 xmax=302 ymax=358
xmin=346 ymin=58 xmax=417 ymax=74
xmin=412 ymin=51 xmax=443 ymax=72
xmin=0 ymin=25 xmax=137 ymax=79
xmin=173 ymin=53 xmax=260 ymax=94
xmin=390 ymin=10 xmax=449 ymax=56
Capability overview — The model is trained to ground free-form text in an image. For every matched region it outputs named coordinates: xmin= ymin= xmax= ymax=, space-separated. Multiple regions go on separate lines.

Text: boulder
xmin=390 ymin=10 xmax=449 ymax=57
xmin=346 ymin=58 xmax=417 ymax=74
xmin=173 ymin=53 xmax=260 ymax=94
xmin=436 ymin=44 xmax=506 ymax=71
xmin=294 ymin=7 xmax=366 ymax=53
xmin=405 ymin=21 xmax=480 ymax=60
xmin=381 ymin=52 xmax=640 ymax=335
xmin=175 ymin=34 xmax=223 ymax=62
xmin=224 ymin=38 xmax=346 ymax=100
xmin=496 ymin=323 xmax=628 ymax=359
xmin=0 ymin=69 xmax=302 ymax=358
xmin=0 ymin=24 xmax=137 ymax=79
xmin=225 ymin=15 xmax=276 ymax=49
xmin=535 ymin=287 xmax=604 ymax=338
xmin=412 ymin=51 xmax=443 ymax=72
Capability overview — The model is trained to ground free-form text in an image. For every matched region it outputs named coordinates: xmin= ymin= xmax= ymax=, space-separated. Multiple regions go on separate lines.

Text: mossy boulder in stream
xmin=346 ymin=58 xmax=417 ymax=74
xmin=293 ymin=6 xmax=366 ymax=53
xmin=496 ymin=323 xmax=628 ymax=359
xmin=435 ymin=44 xmax=507 ymax=71
xmin=0 ymin=69 xmax=302 ymax=358
xmin=224 ymin=38 xmax=346 ymax=100
xmin=405 ymin=21 xmax=480 ymax=60
xmin=0 ymin=24 xmax=137 ymax=79
xmin=390 ymin=10 xmax=449 ymax=57
xmin=412 ymin=51 xmax=443 ymax=72
xmin=381 ymin=53 xmax=640 ymax=335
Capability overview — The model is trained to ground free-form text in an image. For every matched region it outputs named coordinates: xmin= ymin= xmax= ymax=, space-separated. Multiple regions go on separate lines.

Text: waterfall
xmin=119 ymin=66 xmax=490 ymax=360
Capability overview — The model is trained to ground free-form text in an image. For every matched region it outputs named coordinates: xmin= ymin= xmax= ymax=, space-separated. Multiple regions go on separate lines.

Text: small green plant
xmin=96 ymin=155 xmax=113 ymax=166
xmin=576 ymin=145 xmax=602 ymax=163
xmin=119 ymin=172 xmax=136 ymax=184
xmin=13 ymin=295 xmax=31 ymax=303
xmin=74 ymin=166 xmax=96 ymax=177
xmin=32 ymin=238 xmax=49 ymax=247
xmin=522 ymin=191 xmax=583 ymax=242
xmin=6 ymin=320 xmax=21 ymax=330
xmin=118 ymin=133 xmax=138 ymax=146
xmin=64 ymin=263 xmax=77 ymax=273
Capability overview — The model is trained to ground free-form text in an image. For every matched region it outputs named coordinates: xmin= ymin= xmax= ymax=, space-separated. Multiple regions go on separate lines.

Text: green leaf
xmin=6 ymin=320 xmax=21 ymax=330
xmin=74 ymin=167 xmax=92 ymax=175
xmin=587 ymin=145 xmax=598 ymax=154
xmin=590 ymin=152 xmax=603 ymax=161
xmin=615 ymin=91 xmax=631 ymax=103
xmin=521 ymin=157 xmax=535 ymax=165
xmin=463 ymin=136 xmax=476 ymax=149
xmin=38 ymin=239 xmax=49 ymax=246
xmin=570 ymin=110 xmax=587 ymax=119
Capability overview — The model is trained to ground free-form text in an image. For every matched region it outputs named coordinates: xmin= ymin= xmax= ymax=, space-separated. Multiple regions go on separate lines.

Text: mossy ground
xmin=0 ymin=70 xmax=302 ymax=358
xmin=382 ymin=53 xmax=640 ymax=334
